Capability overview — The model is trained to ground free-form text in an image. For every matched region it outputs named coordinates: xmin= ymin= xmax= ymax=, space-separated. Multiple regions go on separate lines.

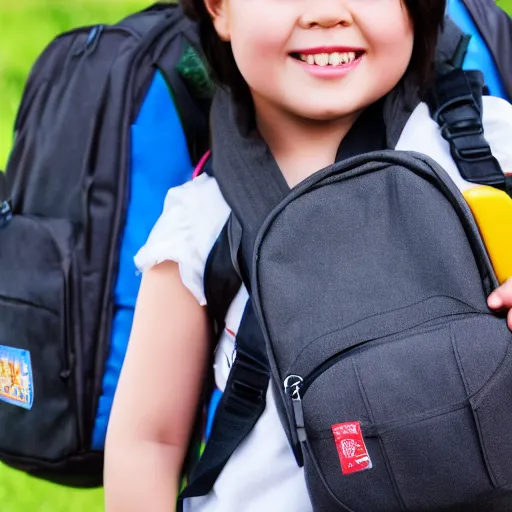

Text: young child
xmin=104 ymin=0 xmax=512 ymax=510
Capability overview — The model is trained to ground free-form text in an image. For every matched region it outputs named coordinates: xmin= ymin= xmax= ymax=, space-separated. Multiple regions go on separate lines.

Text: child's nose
xmin=298 ymin=0 xmax=354 ymax=30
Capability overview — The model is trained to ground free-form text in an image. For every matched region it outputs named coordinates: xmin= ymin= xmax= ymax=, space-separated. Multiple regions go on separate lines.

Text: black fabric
xmin=436 ymin=17 xmax=472 ymax=75
xmin=0 ymin=3 xmax=210 ymax=487
xmin=203 ymin=221 xmax=242 ymax=339
xmin=462 ymin=0 xmax=512 ymax=101
xmin=336 ymin=100 xmax=386 ymax=161
xmin=0 ymin=171 xmax=8 ymax=203
xmin=0 ymin=172 xmax=11 ymax=228
xmin=210 ymin=90 xmax=290 ymax=262
xmin=426 ymin=68 xmax=510 ymax=195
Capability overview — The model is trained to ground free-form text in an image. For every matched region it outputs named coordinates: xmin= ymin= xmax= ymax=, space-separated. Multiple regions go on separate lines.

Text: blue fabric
xmin=447 ymin=0 xmax=508 ymax=100
xmin=205 ymin=389 xmax=223 ymax=441
xmin=92 ymin=70 xmax=194 ymax=449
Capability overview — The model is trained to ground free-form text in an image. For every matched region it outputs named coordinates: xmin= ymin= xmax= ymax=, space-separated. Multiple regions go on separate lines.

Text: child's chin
xmin=294 ymin=102 xmax=363 ymax=123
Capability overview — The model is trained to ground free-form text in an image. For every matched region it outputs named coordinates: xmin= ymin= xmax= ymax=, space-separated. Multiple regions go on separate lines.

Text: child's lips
xmin=290 ymin=51 xmax=365 ymax=79
xmin=289 ymin=46 xmax=366 ymax=55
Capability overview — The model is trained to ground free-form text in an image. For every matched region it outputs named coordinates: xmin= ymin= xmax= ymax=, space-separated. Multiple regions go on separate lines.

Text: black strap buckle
xmin=433 ymin=93 xmax=476 ymax=123
xmin=231 ymin=378 xmax=265 ymax=404
xmin=453 ymin=144 xmax=493 ymax=162
xmin=434 ymin=96 xmax=484 ymax=145
xmin=224 ymin=352 xmax=268 ymax=413
xmin=432 ymin=89 xmax=508 ymax=192
xmin=440 ymin=116 xmax=483 ymax=141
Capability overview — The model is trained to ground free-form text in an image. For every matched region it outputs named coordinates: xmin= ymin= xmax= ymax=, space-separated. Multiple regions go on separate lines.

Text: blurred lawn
xmin=0 ymin=0 xmax=510 ymax=511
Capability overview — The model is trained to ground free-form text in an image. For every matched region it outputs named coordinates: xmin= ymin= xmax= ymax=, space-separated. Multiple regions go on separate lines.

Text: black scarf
xmin=210 ymin=81 xmax=419 ymax=208
xmin=208 ymin=80 xmax=420 ymax=270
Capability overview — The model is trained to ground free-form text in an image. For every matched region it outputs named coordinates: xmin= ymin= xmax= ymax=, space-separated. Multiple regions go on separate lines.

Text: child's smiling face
xmin=206 ymin=0 xmax=414 ymax=121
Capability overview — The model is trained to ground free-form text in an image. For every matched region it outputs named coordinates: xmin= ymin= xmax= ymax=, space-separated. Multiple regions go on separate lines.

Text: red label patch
xmin=332 ymin=421 xmax=372 ymax=475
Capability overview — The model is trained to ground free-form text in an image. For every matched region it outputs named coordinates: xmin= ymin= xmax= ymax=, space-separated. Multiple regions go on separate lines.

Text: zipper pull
xmin=74 ymin=25 xmax=104 ymax=57
xmin=85 ymin=25 xmax=103 ymax=52
xmin=0 ymin=199 xmax=12 ymax=229
xmin=284 ymin=375 xmax=307 ymax=443
xmin=0 ymin=171 xmax=12 ymax=228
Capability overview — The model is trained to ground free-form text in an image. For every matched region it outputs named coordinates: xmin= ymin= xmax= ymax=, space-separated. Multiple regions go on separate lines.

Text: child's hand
xmin=488 ymin=278 xmax=512 ymax=330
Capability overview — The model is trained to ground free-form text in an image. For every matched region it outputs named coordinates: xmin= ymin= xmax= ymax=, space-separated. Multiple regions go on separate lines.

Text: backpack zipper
xmin=284 ymin=375 xmax=307 ymax=443
xmin=283 ymin=311 xmax=484 ymax=443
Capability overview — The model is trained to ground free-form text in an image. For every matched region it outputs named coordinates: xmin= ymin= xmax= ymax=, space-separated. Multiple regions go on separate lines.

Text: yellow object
xmin=463 ymin=185 xmax=512 ymax=285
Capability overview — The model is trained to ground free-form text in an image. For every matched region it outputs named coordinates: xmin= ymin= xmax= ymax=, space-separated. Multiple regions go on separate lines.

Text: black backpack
xmin=0 ymin=3 xmax=210 ymax=487
xmin=179 ymin=21 xmax=512 ymax=512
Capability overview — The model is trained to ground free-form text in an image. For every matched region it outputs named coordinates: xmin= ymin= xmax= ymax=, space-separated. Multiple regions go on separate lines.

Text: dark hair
xmin=182 ymin=0 xmax=447 ymax=103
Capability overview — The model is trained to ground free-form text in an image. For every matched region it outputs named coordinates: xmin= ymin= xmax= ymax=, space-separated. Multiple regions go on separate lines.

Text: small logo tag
xmin=0 ymin=345 xmax=34 ymax=410
xmin=332 ymin=421 xmax=372 ymax=475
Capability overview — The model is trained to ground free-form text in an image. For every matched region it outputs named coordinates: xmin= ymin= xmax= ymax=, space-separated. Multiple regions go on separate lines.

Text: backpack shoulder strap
xmin=428 ymin=68 xmax=512 ymax=196
xmin=180 ymin=144 xmax=276 ymax=507
xmin=207 ymin=89 xmax=290 ymax=273
xmin=428 ymin=19 xmax=511 ymax=196
xmin=426 ymin=68 xmax=510 ymax=196
xmin=178 ymin=219 xmax=270 ymax=510
xmin=436 ymin=16 xmax=472 ymax=74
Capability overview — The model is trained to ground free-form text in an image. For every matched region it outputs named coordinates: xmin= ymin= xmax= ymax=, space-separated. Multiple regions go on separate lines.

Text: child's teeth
xmin=299 ymin=51 xmax=359 ymax=66
xmin=328 ymin=53 xmax=342 ymax=66
xmin=314 ymin=53 xmax=329 ymax=66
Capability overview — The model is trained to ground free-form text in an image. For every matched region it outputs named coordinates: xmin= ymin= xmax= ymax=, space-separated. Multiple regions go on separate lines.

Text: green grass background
xmin=0 ymin=0 xmax=510 ymax=510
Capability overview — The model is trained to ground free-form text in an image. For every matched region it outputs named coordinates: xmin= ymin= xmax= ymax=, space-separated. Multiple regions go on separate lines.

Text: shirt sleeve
xmin=134 ymin=173 xmax=230 ymax=306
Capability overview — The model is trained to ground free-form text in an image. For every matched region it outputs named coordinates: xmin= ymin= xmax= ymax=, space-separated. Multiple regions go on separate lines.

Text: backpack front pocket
xmin=292 ymin=314 xmax=512 ymax=512
xmin=0 ymin=215 xmax=81 ymax=462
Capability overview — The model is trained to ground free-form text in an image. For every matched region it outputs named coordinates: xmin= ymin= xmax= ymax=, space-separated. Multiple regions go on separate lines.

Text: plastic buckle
xmin=440 ymin=118 xmax=483 ymax=142
xmin=225 ymin=378 xmax=265 ymax=415
xmin=224 ymin=354 xmax=268 ymax=414
xmin=231 ymin=379 xmax=265 ymax=404
xmin=435 ymin=97 xmax=492 ymax=163
xmin=432 ymin=93 xmax=476 ymax=124
xmin=433 ymin=93 xmax=484 ymax=138
xmin=452 ymin=144 xmax=493 ymax=162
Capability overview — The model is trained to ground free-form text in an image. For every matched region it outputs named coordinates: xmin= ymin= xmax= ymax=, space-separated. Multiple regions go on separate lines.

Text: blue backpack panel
xmin=92 ymin=70 xmax=195 ymax=449
xmin=448 ymin=0 xmax=510 ymax=101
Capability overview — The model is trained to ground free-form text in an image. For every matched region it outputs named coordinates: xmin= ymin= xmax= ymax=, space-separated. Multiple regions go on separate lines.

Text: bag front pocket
xmin=0 ymin=215 xmax=80 ymax=461
xmin=295 ymin=315 xmax=511 ymax=512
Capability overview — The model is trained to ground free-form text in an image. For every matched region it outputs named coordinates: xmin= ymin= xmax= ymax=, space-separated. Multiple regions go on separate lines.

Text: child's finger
xmin=508 ymin=308 xmax=512 ymax=331
xmin=487 ymin=278 xmax=512 ymax=310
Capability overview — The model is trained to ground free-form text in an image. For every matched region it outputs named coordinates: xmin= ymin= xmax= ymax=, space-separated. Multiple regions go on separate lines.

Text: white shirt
xmin=134 ymin=96 xmax=512 ymax=512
